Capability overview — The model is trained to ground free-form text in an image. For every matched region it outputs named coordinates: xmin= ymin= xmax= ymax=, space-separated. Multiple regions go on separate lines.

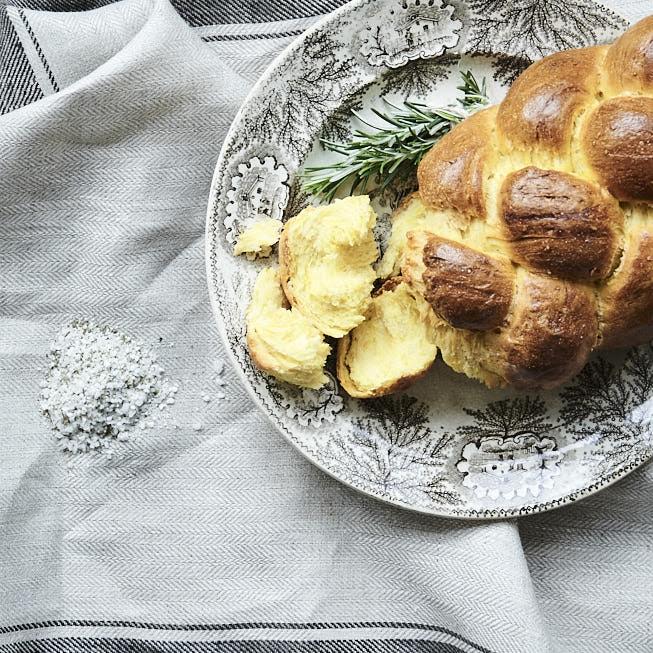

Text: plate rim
xmin=205 ymin=0 xmax=650 ymax=520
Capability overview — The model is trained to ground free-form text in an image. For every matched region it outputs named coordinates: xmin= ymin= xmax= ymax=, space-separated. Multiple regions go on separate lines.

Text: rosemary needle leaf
xmin=369 ymin=107 xmax=404 ymax=127
xmin=300 ymin=70 xmax=490 ymax=200
xmin=350 ymin=109 xmax=382 ymax=130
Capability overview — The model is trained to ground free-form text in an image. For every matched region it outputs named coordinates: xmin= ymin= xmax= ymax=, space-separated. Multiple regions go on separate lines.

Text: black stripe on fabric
xmin=0 ymin=0 xmax=346 ymax=111
xmin=8 ymin=1 xmax=115 ymax=11
xmin=7 ymin=0 xmax=350 ymax=25
xmin=0 ymin=9 xmax=43 ymax=114
xmin=0 ymin=639 xmax=470 ymax=653
xmin=170 ymin=0 xmax=350 ymax=27
xmin=201 ymin=30 xmax=304 ymax=43
xmin=0 ymin=623 xmax=492 ymax=653
xmin=16 ymin=7 xmax=59 ymax=92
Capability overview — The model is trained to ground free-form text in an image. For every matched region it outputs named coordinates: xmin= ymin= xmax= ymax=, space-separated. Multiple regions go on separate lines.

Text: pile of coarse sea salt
xmin=40 ymin=320 xmax=177 ymax=454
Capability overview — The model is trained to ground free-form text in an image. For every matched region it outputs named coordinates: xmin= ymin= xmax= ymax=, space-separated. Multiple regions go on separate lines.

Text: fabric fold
xmin=0 ymin=1 xmax=651 ymax=653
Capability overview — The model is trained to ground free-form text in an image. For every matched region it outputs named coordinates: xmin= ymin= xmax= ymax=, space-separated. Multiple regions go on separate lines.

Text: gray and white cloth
xmin=0 ymin=1 xmax=651 ymax=652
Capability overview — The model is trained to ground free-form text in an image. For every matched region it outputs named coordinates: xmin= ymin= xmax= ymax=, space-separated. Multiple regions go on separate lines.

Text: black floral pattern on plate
xmin=206 ymin=0 xmax=648 ymax=519
xmin=465 ymin=0 xmax=627 ymax=82
xmin=242 ymin=33 xmax=361 ymax=157
xmin=561 ymin=344 xmax=653 ymax=477
xmin=324 ymin=395 xmax=460 ymax=505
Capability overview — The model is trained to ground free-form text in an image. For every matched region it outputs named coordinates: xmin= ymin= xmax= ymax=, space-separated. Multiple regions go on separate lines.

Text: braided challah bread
xmin=248 ymin=19 xmax=652 ymax=395
xmin=382 ymin=17 xmax=653 ymax=391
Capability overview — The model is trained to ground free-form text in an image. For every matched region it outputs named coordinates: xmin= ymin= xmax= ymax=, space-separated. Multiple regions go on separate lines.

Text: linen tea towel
xmin=0 ymin=1 xmax=652 ymax=653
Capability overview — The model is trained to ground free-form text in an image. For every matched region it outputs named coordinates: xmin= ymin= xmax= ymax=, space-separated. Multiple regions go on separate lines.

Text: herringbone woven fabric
xmin=0 ymin=1 xmax=651 ymax=653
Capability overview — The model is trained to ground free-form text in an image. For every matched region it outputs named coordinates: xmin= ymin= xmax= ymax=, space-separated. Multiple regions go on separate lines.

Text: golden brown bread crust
xmin=598 ymin=219 xmax=653 ymax=349
xmin=417 ymin=234 xmax=513 ymax=331
xmin=583 ymin=96 xmax=653 ymax=203
xmin=500 ymin=166 xmax=623 ymax=280
xmin=399 ymin=228 xmax=600 ymax=389
xmin=491 ymin=273 xmax=598 ymax=390
xmin=399 ymin=18 xmax=653 ymax=389
xmin=417 ymin=107 xmax=495 ymax=220
xmin=328 ymin=18 xmax=652 ymax=394
xmin=496 ymin=47 xmax=603 ymax=155
xmin=604 ymin=15 xmax=653 ymax=93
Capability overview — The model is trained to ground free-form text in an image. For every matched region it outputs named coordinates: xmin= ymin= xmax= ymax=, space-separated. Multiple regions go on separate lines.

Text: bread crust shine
xmin=598 ymin=209 xmax=653 ymax=348
xmin=500 ymin=166 xmax=623 ymax=280
xmin=496 ymin=47 xmax=603 ymax=156
xmin=583 ymin=97 xmax=653 ymax=203
xmin=491 ymin=272 xmax=598 ymax=389
xmin=403 ymin=231 xmax=513 ymax=332
xmin=604 ymin=15 xmax=653 ymax=93
xmin=417 ymin=108 xmax=494 ymax=220
xmin=401 ymin=17 xmax=653 ymax=389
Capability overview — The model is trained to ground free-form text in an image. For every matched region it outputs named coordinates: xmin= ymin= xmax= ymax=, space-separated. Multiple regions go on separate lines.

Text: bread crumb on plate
xmin=234 ymin=218 xmax=283 ymax=261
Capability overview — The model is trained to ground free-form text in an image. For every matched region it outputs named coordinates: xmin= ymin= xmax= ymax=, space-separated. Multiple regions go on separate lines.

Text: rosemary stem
xmin=300 ymin=70 xmax=489 ymax=201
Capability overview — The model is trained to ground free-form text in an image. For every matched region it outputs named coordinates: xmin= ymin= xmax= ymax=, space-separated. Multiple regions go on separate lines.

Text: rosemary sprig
xmin=301 ymin=70 xmax=489 ymax=202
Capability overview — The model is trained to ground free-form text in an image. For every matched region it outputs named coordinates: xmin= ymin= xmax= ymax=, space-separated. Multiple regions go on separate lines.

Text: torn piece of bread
xmin=279 ymin=195 xmax=378 ymax=338
xmin=337 ymin=279 xmax=438 ymax=398
xmin=234 ymin=218 xmax=283 ymax=260
xmin=246 ymin=267 xmax=330 ymax=389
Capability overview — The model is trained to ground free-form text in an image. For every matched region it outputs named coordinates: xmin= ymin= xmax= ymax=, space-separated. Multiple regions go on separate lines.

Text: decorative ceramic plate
xmin=206 ymin=0 xmax=653 ymax=519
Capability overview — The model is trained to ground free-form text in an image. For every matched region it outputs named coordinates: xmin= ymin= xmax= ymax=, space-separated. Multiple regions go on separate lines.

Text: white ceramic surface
xmin=206 ymin=0 xmax=653 ymax=519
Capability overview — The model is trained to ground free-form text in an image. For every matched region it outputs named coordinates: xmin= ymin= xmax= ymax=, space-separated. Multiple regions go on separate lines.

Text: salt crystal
xmin=39 ymin=320 xmax=178 ymax=454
